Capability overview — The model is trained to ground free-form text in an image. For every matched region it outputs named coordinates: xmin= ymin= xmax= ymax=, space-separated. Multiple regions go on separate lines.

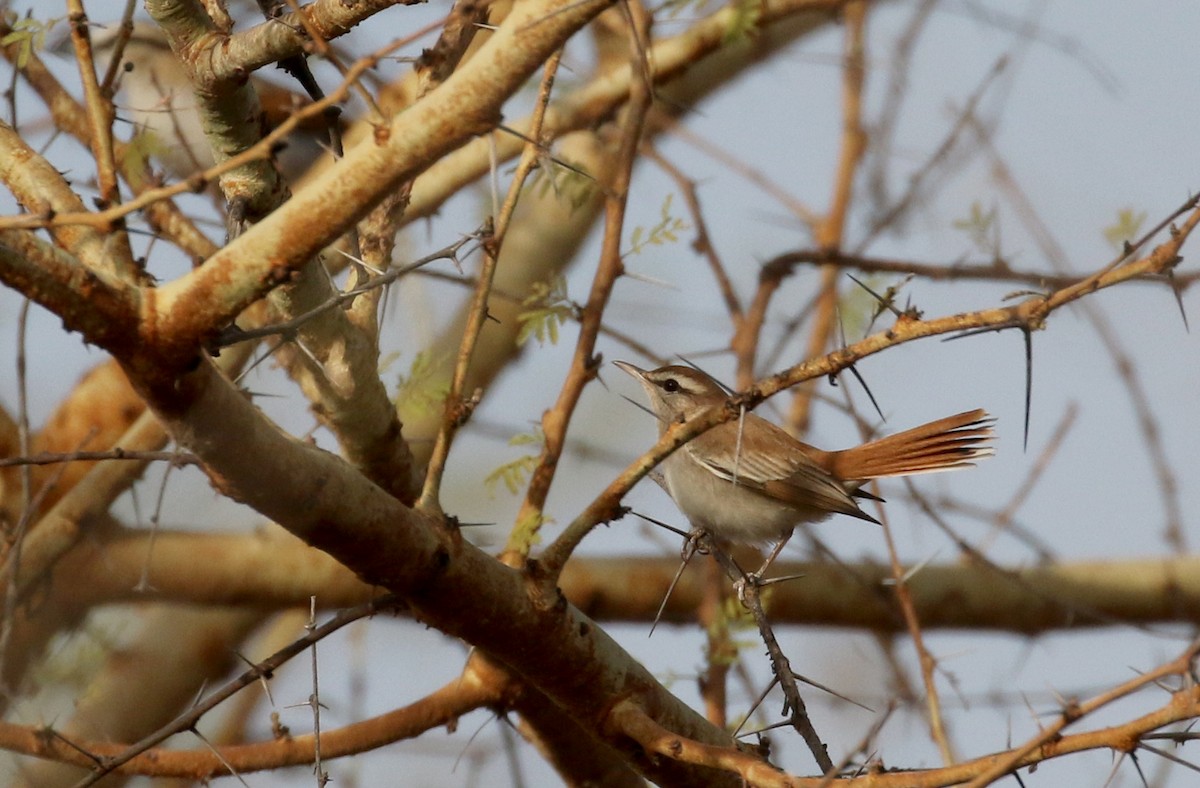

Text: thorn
xmin=881 ymin=550 xmax=941 ymax=585
xmin=835 ymin=310 xmax=884 ymax=420
xmin=630 ymin=510 xmax=691 ymax=539
xmin=757 ymin=572 xmax=806 ymax=587
xmin=649 ymin=546 xmax=696 ymax=637
xmin=733 ymin=675 xmax=782 ymax=739
xmin=618 ymin=393 xmax=662 ymax=423
xmin=846 ymin=273 xmax=908 ymax=322
xmin=676 ymin=355 xmax=734 ymax=395
xmin=622 ymin=269 xmax=680 ymax=290
xmin=1166 ymin=270 xmax=1190 ymax=332
xmin=333 ymin=247 xmax=386 ymax=275
xmin=845 ymin=363 xmax=886 ymax=423
xmin=1023 ymin=327 xmax=1033 ymax=452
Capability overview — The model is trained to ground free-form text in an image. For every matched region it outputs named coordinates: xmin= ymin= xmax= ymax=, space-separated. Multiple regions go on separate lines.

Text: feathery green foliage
xmin=1104 ymin=207 xmax=1147 ymax=250
xmin=0 ymin=15 xmax=59 ymax=68
xmin=627 ymin=194 xmax=687 ymax=257
xmin=484 ymin=428 xmax=546 ymax=495
xmin=517 ymin=277 xmax=572 ymax=346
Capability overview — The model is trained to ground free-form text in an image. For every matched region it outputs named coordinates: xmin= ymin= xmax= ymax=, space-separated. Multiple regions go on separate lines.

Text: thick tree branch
xmin=59 ymin=530 xmax=1200 ymax=634
xmin=148 ymin=0 xmax=617 ymax=360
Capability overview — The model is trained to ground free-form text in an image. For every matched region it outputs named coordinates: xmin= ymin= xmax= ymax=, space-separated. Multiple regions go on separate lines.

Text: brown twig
xmin=544 ymin=194 xmax=1200 ymax=567
xmin=0 ymin=448 xmax=199 ymax=469
xmin=733 ymin=254 xmax=817 ymax=389
xmin=65 ymin=0 xmax=137 ymax=281
xmin=837 ymin=375 xmax=956 ymax=761
xmin=610 ymin=698 xmax=785 ymax=785
xmin=876 ymin=502 xmax=956 ymax=764
xmin=0 ymin=28 xmax=429 ymax=234
xmin=711 ymin=542 xmax=835 ymax=773
xmin=788 ymin=0 xmax=868 ymax=434
xmin=419 ymin=50 xmax=567 ymax=514
xmin=277 ymin=0 xmax=384 ymax=120
xmin=72 ymin=596 xmax=401 ymax=785
xmin=609 ymin=660 xmax=1200 ymax=787
xmin=971 ymin=120 xmax=1189 ymax=551
xmin=963 ymin=639 xmax=1200 ymax=788
xmin=732 ymin=248 xmax=1200 ymax=291
xmin=645 ymin=145 xmax=742 ymax=320
xmin=520 ymin=4 xmax=655 ymax=565
xmin=0 ymin=20 xmax=216 ymax=260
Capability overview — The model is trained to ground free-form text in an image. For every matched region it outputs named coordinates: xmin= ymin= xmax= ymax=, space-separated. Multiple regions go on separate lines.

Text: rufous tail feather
xmin=830 ymin=409 xmax=994 ymax=481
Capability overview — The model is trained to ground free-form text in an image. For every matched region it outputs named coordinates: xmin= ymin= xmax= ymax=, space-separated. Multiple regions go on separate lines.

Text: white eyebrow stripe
xmin=649 ymin=370 xmax=710 ymax=395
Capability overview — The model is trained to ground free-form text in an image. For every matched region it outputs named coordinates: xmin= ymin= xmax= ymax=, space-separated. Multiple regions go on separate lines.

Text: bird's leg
xmin=682 ymin=527 xmax=710 ymax=562
xmin=755 ymin=532 xmax=793 ymax=580
xmin=732 ymin=531 xmax=794 ymax=602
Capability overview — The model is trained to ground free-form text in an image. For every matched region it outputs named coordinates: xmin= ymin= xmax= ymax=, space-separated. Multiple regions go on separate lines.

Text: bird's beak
xmin=612 ymin=361 xmax=661 ymax=421
xmin=612 ymin=360 xmax=647 ymax=381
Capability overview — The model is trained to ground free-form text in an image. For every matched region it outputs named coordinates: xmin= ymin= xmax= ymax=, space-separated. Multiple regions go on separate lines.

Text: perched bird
xmin=615 ymin=361 xmax=993 ymax=553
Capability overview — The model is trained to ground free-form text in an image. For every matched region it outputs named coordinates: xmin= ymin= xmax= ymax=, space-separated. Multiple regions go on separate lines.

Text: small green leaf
xmin=952 ymin=201 xmax=1000 ymax=256
xmin=1103 ymin=207 xmax=1147 ymax=251
xmin=394 ymin=351 xmax=449 ymax=418
xmin=122 ymin=132 xmax=167 ymax=176
xmin=529 ymin=156 xmax=597 ymax=212
xmin=517 ymin=277 xmax=572 ymax=347
xmin=483 ymin=455 xmax=538 ymax=495
xmin=378 ymin=350 xmax=401 ymax=374
xmin=508 ymin=431 xmax=542 ymax=447
xmin=2 ymin=16 xmax=63 ymax=69
xmin=630 ymin=226 xmax=644 ymax=250
xmin=483 ymin=429 xmax=546 ymax=496
xmin=625 ymin=194 xmax=689 ymax=257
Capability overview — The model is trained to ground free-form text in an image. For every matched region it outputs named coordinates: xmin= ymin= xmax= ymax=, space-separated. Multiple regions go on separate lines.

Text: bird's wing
xmin=685 ymin=418 xmax=877 ymax=523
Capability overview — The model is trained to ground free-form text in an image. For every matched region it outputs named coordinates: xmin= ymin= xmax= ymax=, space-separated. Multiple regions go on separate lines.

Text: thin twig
xmin=644 ymin=145 xmax=742 ymax=320
xmin=518 ymin=5 xmax=655 ymax=563
xmin=543 ymin=197 xmax=1200 ymax=574
xmin=71 ymin=596 xmax=399 ymax=786
xmin=699 ymin=534 xmax=835 ymax=774
xmin=788 ymin=0 xmax=868 ymax=434
xmin=963 ymin=639 xmax=1200 ymax=788
xmin=65 ymin=0 xmax=137 ymax=281
xmin=970 ymin=117 xmax=1189 ymax=551
xmin=0 ymin=448 xmax=199 ymax=469
xmin=306 ymin=597 xmax=328 ymax=786
xmin=419 ymin=50 xmax=567 ymax=514
xmin=877 ymin=501 xmax=956 ymax=764
xmin=217 ymin=238 xmax=475 ymax=347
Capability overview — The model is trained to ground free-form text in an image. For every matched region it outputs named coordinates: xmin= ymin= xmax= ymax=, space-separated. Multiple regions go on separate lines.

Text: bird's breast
xmin=661 ymin=452 xmax=827 ymax=543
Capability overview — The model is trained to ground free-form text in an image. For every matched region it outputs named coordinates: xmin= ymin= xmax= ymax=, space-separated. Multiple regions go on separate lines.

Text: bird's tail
xmin=831 ymin=409 xmax=995 ymax=481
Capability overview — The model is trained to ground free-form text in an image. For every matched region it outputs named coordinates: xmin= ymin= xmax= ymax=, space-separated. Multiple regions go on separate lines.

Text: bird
xmin=615 ymin=361 xmax=994 ymax=561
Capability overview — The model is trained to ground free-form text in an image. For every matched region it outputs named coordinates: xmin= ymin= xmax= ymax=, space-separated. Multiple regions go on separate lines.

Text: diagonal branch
xmin=516 ymin=2 xmax=655 ymax=562
xmin=544 ymin=196 xmax=1199 ymax=563
xmin=148 ymin=0 xmax=618 ymax=362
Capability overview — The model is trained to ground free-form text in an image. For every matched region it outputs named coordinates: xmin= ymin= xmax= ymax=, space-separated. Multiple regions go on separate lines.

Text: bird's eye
xmin=662 ymin=378 xmax=680 ymax=393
